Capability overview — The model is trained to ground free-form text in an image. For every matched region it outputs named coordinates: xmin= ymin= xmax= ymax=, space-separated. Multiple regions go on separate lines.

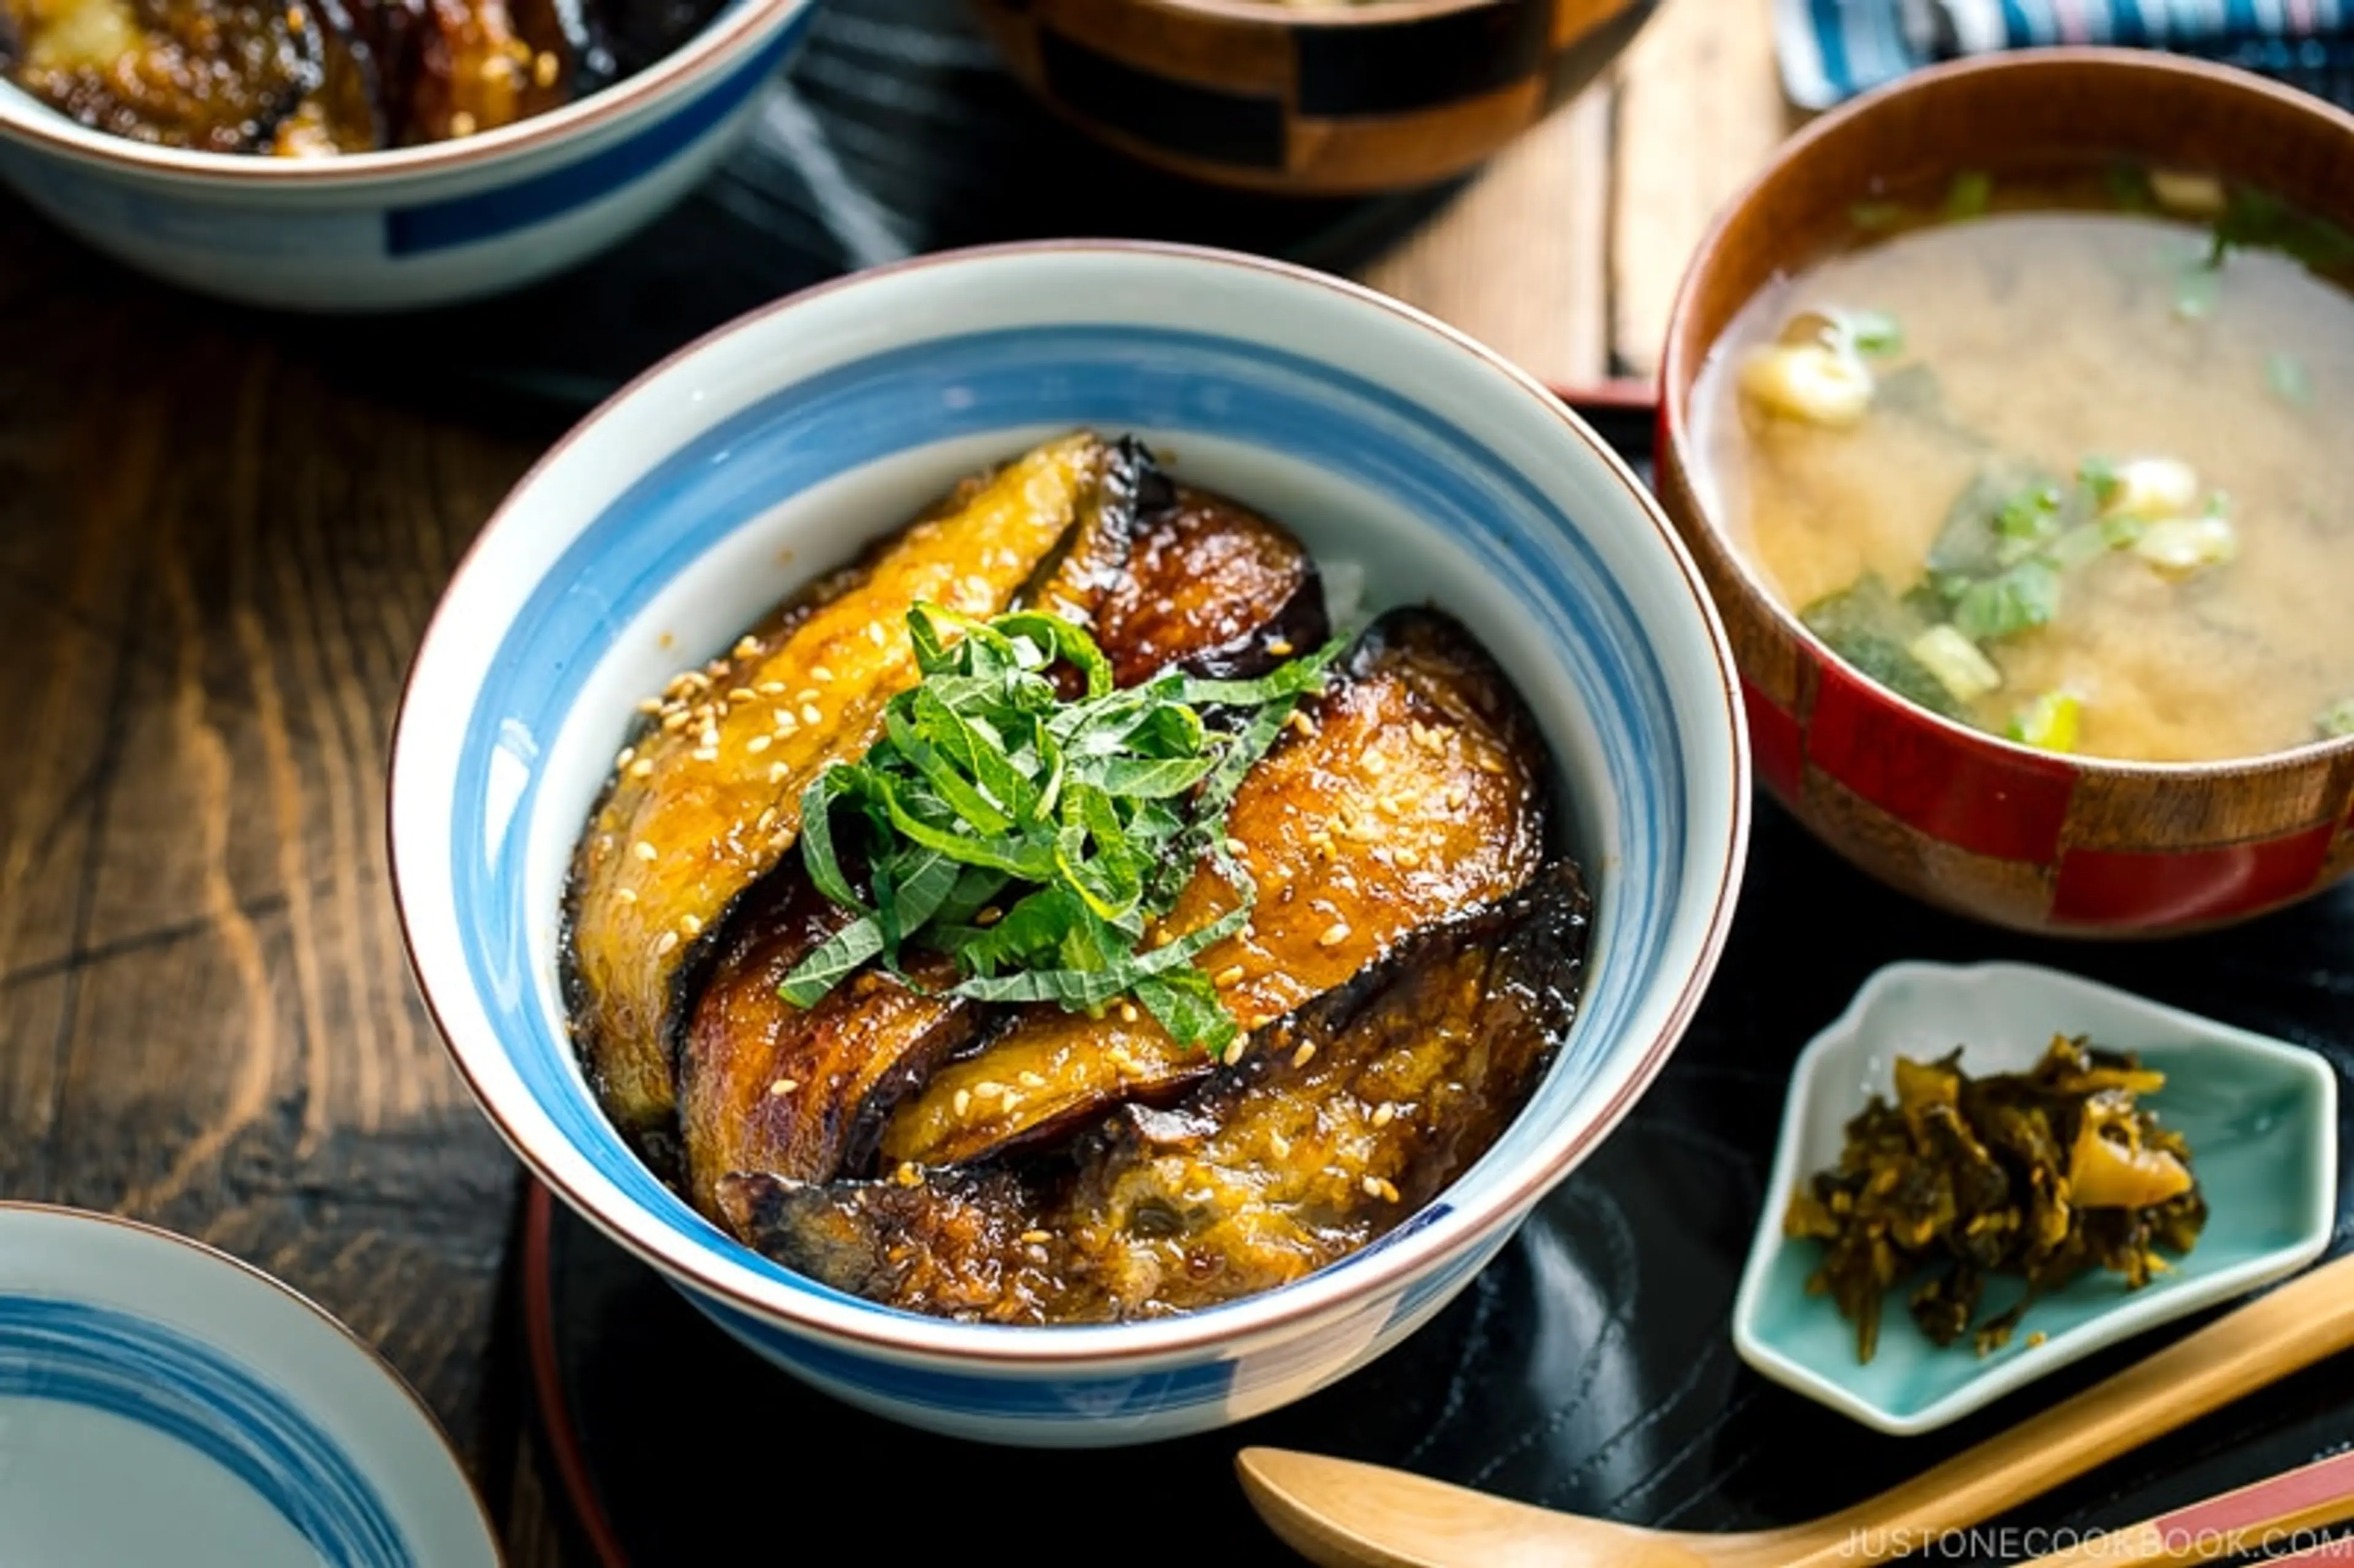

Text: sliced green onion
xmin=1908 ymin=625 xmax=2004 ymax=704
xmin=2008 ymin=691 xmax=2084 ymax=753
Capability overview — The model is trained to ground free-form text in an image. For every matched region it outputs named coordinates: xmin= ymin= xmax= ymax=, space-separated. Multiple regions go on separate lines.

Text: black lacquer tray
xmin=513 ymin=418 xmax=2354 ymax=1568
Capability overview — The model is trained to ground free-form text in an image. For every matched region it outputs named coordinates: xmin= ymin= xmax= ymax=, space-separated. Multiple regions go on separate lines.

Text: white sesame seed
xmin=691 ymin=747 xmax=718 ymax=764
xmin=614 ymin=888 xmax=637 ymax=905
xmin=615 ymin=745 xmax=636 ymax=769
xmin=734 ymin=635 xmax=761 ymax=659
xmin=1319 ymin=921 xmax=1350 ymax=948
xmin=1266 ymin=639 xmax=1293 ymax=657
xmin=1018 ymin=1071 xmax=1046 ymax=1090
xmin=1118 ymin=1002 xmax=1138 ymax=1025
xmin=768 ymin=763 xmax=790 ymax=783
xmin=1291 ymin=1041 xmax=1317 ymax=1069
xmin=654 ymin=931 xmax=679 ymax=956
xmin=953 ymin=1089 xmax=972 ymax=1117
xmin=794 ymin=688 xmax=820 ymax=703
xmin=1223 ymin=837 xmax=1247 ymax=858
xmin=1214 ymin=964 xmax=1246 ymax=988
xmin=768 ymin=1078 xmax=797 ymax=1097
xmin=1372 ymin=1103 xmax=1396 ymax=1127
xmin=894 ymin=1162 xmax=923 ymax=1188
xmin=1445 ymin=785 xmax=1468 ymax=810
xmin=811 ymin=666 xmax=835 ymax=683
xmin=801 ymin=703 xmax=823 ymax=726
xmin=1362 ymin=1176 xmax=1384 ymax=1198
xmin=973 ymin=1081 xmax=1004 ymax=1100
xmin=633 ymin=841 xmax=658 ymax=862
xmin=636 ymin=697 xmax=663 ymax=715
xmin=747 ymin=734 xmax=771 ymax=755
xmin=1226 ymin=1036 xmax=1252 ymax=1064
xmin=1269 ymin=1132 xmax=1291 ymax=1159
xmin=1287 ymin=710 xmax=1316 ymax=739
xmin=868 ymin=623 xmax=887 ymax=645
xmin=681 ymin=915 xmax=703 ymax=937
xmin=630 ymin=758 xmax=655 ymax=779
xmin=1020 ymin=1230 xmax=1051 ymax=1245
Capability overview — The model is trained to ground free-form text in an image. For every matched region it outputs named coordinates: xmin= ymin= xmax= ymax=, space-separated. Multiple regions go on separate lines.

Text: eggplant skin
xmin=720 ymin=858 xmax=1590 ymax=1324
xmin=560 ymin=433 xmax=1114 ymax=1166
xmin=877 ymin=604 xmax=1550 ymax=1172
xmin=678 ymin=873 xmax=982 ymax=1220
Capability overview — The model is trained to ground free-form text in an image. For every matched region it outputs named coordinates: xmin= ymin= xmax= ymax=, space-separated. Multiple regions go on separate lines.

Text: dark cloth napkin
xmin=1776 ymin=0 xmax=2354 ymax=110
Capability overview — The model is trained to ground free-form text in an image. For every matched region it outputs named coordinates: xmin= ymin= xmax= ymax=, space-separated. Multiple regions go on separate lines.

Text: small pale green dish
xmin=1732 ymin=960 xmax=2339 ymax=1436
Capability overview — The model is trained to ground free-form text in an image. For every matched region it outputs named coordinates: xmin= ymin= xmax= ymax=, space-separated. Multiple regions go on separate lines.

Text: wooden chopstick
xmin=2021 ymin=1448 xmax=2354 ymax=1566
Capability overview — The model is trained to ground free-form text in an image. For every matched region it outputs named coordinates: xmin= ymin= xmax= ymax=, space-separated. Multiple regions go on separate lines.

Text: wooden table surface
xmin=0 ymin=1 xmax=1786 ymax=1559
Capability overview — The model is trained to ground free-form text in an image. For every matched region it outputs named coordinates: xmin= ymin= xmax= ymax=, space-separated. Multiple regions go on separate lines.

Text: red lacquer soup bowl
xmin=1655 ymin=48 xmax=2354 ymax=937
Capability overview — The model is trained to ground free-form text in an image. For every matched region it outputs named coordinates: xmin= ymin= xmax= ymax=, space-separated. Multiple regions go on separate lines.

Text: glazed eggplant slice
xmin=332 ymin=0 xmax=580 ymax=147
xmin=562 ymin=432 xmax=1123 ymax=1157
xmin=677 ymin=453 xmax=1325 ymax=1206
xmin=0 ymin=0 xmax=330 ymax=151
xmin=719 ymin=858 xmax=1591 ymax=1324
xmin=679 ymin=872 xmax=981 ymax=1218
xmin=1094 ymin=480 xmax=1328 ymax=685
xmin=876 ymin=606 xmax=1550 ymax=1171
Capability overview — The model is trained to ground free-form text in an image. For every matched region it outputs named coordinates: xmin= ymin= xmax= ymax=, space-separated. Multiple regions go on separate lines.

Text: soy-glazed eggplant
xmin=558 ymin=430 xmax=1593 ymax=1325
xmin=0 ymin=0 xmax=725 ymax=154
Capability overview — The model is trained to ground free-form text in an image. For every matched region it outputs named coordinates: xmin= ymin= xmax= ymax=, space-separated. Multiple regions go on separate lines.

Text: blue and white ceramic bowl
xmin=387 ymin=241 xmax=1752 ymax=1446
xmin=0 ymin=1203 xmax=500 ymax=1567
xmin=0 ymin=0 xmax=811 ymax=311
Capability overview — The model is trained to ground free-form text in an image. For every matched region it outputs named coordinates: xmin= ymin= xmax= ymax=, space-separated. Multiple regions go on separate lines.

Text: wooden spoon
xmin=1236 ymin=1252 xmax=2354 ymax=1568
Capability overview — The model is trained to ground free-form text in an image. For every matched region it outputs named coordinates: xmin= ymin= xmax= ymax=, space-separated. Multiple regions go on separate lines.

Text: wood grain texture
xmin=1608 ymin=0 xmax=1789 ymax=378
xmin=0 ymin=203 xmax=539 ymax=1529
xmin=1355 ymin=77 xmax=1616 ymax=390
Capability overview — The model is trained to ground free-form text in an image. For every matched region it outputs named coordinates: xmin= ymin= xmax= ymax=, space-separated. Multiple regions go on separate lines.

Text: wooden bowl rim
xmin=1076 ymin=0 xmax=1520 ymax=31
xmin=1657 ymin=45 xmax=2354 ymax=785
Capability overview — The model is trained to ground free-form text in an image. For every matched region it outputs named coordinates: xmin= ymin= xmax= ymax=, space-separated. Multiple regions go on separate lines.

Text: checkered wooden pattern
xmin=1655 ymin=417 xmax=2354 ymax=937
xmin=963 ymin=0 xmax=1655 ymax=194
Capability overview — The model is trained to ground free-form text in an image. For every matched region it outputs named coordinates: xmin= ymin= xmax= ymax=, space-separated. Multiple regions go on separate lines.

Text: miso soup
xmin=1691 ymin=164 xmax=2354 ymax=763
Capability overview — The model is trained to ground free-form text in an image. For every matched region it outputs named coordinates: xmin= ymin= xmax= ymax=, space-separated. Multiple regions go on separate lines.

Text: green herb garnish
xmin=2266 ymin=352 xmax=2312 ymax=408
xmin=1944 ymin=170 xmax=1994 ymax=220
xmin=1951 ymin=558 xmax=2062 ymax=642
xmin=774 ymin=601 xmax=1341 ymax=1058
xmin=1851 ymin=200 xmax=1908 ymax=232
xmin=2320 ymin=698 xmax=2354 ymax=740
xmin=1843 ymin=310 xmax=1906 ymax=357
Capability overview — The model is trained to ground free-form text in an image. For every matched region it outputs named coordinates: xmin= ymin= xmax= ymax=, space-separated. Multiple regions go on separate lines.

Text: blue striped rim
xmin=384 ymin=7 xmax=809 ymax=256
xmin=0 ymin=1296 xmax=411 ymax=1566
xmin=449 ymin=321 xmax=1693 ymax=1360
xmin=689 ymin=1292 xmax=1244 ymax=1418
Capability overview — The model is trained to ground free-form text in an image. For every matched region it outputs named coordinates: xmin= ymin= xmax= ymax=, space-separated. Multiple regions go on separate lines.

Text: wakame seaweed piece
xmin=1799 ymin=577 xmax=1970 ymax=721
xmin=2208 ymin=184 xmax=2354 ymax=277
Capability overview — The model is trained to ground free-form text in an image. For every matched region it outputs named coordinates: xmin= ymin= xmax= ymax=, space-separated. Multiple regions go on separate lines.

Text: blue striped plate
xmin=0 ymin=1205 xmax=500 ymax=1568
